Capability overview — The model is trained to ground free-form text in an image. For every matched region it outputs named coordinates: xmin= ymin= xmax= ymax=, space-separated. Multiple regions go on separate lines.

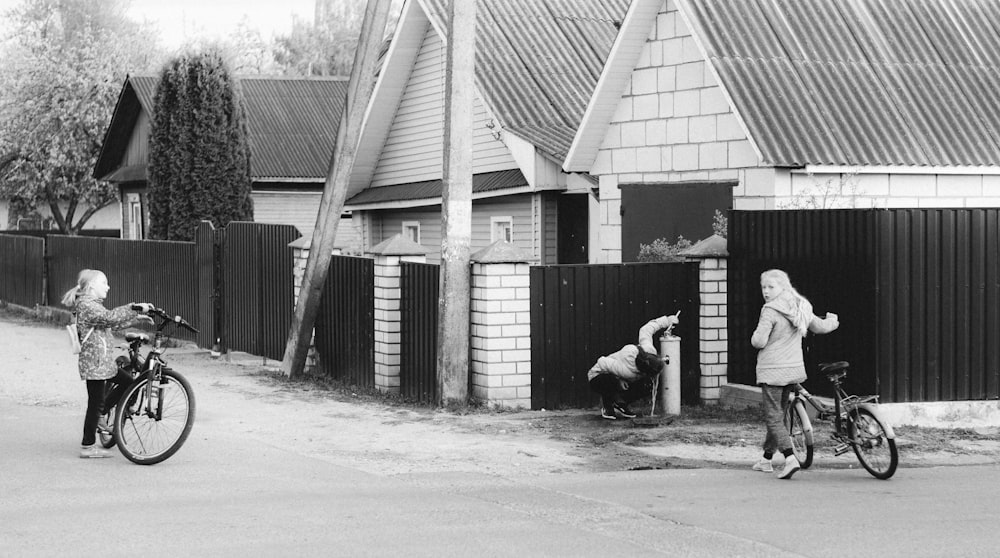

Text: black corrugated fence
xmin=729 ymin=209 xmax=1000 ymax=403
xmin=530 ymin=262 xmax=701 ymax=410
xmin=400 ymin=261 xmax=440 ymax=402
xmin=45 ymin=235 xmax=200 ymax=342
xmin=314 ymin=255 xmax=375 ymax=386
xmin=0 ymin=234 xmax=45 ymax=307
xmin=221 ymin=222 xmax=300 ymax=361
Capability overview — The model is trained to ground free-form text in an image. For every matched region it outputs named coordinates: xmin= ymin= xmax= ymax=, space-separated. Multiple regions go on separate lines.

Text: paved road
xmin=2 ymin=399 xmax=998 ymax=557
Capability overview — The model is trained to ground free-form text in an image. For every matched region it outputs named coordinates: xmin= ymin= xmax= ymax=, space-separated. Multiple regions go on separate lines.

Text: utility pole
xmin=281 ymin=0 xmax=392 ymax=378
xmin=436 ymin=0 xmax=476 ymax=405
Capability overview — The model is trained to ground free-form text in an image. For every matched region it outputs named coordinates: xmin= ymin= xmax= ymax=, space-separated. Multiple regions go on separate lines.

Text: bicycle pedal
xmin=833 ymin=442 xmax=851 ymax=455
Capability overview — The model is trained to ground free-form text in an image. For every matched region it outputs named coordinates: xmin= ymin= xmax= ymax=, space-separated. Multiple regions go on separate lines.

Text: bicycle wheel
xmin=99 ymin=406 xmax=116 ymax=449
xmin=786 ymin=400 xmax=814 ymax=469
xmin=849 ymin=407 xmax=898 ymax=479
xmin=114 ymin=369 xmax=195 ymax=465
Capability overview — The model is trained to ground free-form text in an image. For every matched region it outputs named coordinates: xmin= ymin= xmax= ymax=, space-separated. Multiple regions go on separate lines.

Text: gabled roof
xmin=569 ymin=0 xmax=1000 ymax=171
xmin=419 ymin=0 xmax=627 ymax=161
xmin=680 ymin=0 xmax=1000 ymax=167
xmin=94 ymin=75 xmax=348 ymax=182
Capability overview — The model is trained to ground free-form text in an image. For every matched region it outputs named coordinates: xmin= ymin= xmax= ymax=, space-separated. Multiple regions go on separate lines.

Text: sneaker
xmin=613 ymin=404 xmax=637 ymax=419
xmin=600 ymin=407 xmax=617 ymax=420
xmin=778 ymin=455 xmax=801 ymax=479
xmin=752 ymin=457 xmax=774 ymax=473
xmin=79 ymin=445 xmax=113 ymax=459
xmin=97 ymin=417 xmax=112 ymax=434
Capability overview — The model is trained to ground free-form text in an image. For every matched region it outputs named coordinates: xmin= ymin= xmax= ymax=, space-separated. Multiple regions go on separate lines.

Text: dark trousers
xmin=589 ymin=374 xmax=653 ymax=410
xmin=82 ymin=369 xmax=133 ymax=446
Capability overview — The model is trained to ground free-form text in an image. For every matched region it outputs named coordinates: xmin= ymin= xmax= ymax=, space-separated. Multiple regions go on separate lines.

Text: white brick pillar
xmin=288 ymin=236 xmax=333 ymax=374
xmin=369 ymin=234 xmax=428 ymax=393
xmin=469 ymin=241 xmax=532 ymax=409
xmin=681 ymin=235 xmax=729 ymax=404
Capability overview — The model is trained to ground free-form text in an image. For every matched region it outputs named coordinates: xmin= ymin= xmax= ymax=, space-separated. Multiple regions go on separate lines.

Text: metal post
xmin=659 ymin=333 xmax=682 ymax=415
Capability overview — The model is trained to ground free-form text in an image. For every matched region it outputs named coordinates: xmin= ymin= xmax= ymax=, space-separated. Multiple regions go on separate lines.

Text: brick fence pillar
xmin=369 ymin=234 xmax=428 ymax=393
xmin=469 ymin=241 xmax=532 ymax=408
xmin=681 ymin=234 xmax=729 ymax=404
xmin=289 ymin=237 xmax=341 ymax=374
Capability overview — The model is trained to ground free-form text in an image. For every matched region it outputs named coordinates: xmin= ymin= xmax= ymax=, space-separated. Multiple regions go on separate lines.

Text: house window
xmin=402 ymin=221 xmax=420 ymax=244
xmin=127 ymin=193 xmax=143 ymax=240
xmin=491 ymin=216 xmax=513 ymax=243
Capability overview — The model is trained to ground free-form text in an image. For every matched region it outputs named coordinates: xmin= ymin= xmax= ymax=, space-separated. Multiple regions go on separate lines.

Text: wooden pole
xmin=281 ymin=0 xmax=392 ymax=378
xmin=436 ymin=0 xmax=476 ymax=405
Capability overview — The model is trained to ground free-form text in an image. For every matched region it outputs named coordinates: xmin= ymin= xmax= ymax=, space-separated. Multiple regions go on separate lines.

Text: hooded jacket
xmin=587 ymin=315 xmax=675 ymax=382
xmin=751 ymin=292 xmax=838 ymax=385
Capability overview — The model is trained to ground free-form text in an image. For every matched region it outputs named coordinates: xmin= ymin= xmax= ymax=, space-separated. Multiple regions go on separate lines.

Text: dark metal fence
xmin=221 ymin=223 xmax=300 ymax=361
xmin=400 ymin=261 xmax=440 ymax=402
xmin=314 ymin=255 xmax=375 ymax=386
xmin=45 ymin=235 xmax=199 ymax=341
xmin=729 ymin=209 xmax=1000 ymax=403
xmin=195 ymin=222 xmax=221 ymax=350
xmin=0 ymin=234 xmax=45 ymax=307
xmin=529 ymin=262 xmax=701 ymax=410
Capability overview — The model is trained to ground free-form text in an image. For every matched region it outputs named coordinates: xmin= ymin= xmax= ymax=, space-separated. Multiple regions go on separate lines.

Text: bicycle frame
xmin=790 ymin=377 xmax=896 ymax=450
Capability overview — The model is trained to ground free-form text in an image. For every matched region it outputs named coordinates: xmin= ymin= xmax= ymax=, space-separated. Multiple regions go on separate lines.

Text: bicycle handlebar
xmin=132 ymin=305 xmax=200 ymax=334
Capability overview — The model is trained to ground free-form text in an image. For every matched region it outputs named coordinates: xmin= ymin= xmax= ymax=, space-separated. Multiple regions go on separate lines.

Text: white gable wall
xmin=370 ymin=26 xmax=518 ymax=188
xmin=588 ymin=1 xmax=763 ymax=263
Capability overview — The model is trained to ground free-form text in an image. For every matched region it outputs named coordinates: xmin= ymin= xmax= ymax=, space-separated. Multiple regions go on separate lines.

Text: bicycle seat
xmin=819 ymin=361 xmax=849 ymax=381
xmin=125 ymin=332 xmax=149 ymax=344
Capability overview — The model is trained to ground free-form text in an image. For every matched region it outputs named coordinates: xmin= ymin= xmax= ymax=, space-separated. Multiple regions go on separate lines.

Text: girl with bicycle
xmin=62 ymin=269 xmax=152 ymax=458
xmin=750 ymin=269 xmax=838 ymax=479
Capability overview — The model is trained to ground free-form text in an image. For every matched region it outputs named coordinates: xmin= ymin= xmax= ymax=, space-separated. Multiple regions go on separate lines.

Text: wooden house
xmin=93 ymin=75 xmax=360 ymax=248
xmin=343 ymin=0 xmax=630 ymax=264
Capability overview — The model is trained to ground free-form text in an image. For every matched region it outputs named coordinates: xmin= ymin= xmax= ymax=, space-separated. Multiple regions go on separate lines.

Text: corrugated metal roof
xmin=346 ymin=169 xmax=527 ymax=205
xmin=680 ymin=0 xmax=1000 ymax=167
xmin=96 ymin=75 xmax=347 ymax=181
xmin=420 ymin=0 xmax=628 ymax=161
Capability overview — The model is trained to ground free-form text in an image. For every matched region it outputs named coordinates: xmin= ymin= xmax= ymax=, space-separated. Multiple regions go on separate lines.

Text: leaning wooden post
xmin=436 ymin=0 xmax=477 ymax=404
xmin=281 ymin=0 xmax=392 ymax=378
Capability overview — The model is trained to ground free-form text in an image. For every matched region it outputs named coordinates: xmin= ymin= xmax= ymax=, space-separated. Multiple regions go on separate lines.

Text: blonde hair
xmin=61 ymin=269 xmax=106 ymax=307
xmin=760 ymin=269 xmax=813 ymax=335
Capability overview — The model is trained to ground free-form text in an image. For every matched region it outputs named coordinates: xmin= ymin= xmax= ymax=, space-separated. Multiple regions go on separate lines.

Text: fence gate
xmin=221 ymin=222 xmax=301 ymax=361
xmin=315 ymin=255 xmax=375 ymax=386
xmin=400 ymin=261 xmax=440 ymax=402
xmin=530 ymin=262 xmax=701 ymax=410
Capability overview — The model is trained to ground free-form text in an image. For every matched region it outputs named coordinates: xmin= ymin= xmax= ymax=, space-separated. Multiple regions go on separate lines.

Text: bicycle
xmin=785 ymin=361 xmax=899 ymax=479
xmin=97 ymin=305 xmax=198 ymax=465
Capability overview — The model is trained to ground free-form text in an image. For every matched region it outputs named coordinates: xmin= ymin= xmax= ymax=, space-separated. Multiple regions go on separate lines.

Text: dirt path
xmin=3 ymin=306 xmax=999 ymax=477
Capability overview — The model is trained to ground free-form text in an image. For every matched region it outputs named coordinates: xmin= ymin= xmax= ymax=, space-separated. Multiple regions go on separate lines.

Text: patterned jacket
xmin=73 ymin=296 xmax=141 ymax=381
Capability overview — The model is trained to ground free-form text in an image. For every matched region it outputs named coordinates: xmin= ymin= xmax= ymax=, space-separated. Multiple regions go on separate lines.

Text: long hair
xmin=761 ymin=269 xmax=812 ymax=335
xmin=61 ymin=269 xmax=105 ymax=307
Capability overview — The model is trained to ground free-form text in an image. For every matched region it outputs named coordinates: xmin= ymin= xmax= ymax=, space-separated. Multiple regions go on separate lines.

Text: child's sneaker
xmin=778 ymin=455 xmax=801 ymax=479
xmin=600 ymin=407 xmax=617 ymax=420
xmin=97 ymin=417 xmax=112 ymax=434
xmin=613 ymin=404 xmax=637 ymax=418
xmin=752 ymin=457 xmax=774 ymax=472
xmin=79 ymin=445 xmax=113 ymax=459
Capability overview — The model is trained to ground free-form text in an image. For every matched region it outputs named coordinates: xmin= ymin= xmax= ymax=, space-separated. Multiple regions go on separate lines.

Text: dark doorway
xmin=557 ymin=194 xmax=589 ymax=264
xmin=621 ymin=181 xmax=734 ymax=262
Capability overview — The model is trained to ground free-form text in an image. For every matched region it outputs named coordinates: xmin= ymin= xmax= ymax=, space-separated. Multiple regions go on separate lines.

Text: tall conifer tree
xmin=148 ymin=51 xmax=253 ymax=240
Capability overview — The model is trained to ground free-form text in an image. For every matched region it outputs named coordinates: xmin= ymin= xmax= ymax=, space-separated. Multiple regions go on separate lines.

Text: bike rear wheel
xmin=786 ymin=400 xmax=814 ymax=469
xmin=113 ymin=369 xmax=195 ymax=465
xmin=849 ymin=407 xmax=898 ymax=479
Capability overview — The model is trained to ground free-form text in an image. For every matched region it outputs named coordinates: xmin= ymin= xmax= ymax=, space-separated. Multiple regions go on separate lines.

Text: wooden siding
xmin=372 ymin=195 xmax=535 ymax=264
xmin=371 ymin=27 xmax=517 ymax=188
xmin=123 ymin=110 xmax=150 ymax=167
xmin=253 ymin=191 xmax=362 ymax=252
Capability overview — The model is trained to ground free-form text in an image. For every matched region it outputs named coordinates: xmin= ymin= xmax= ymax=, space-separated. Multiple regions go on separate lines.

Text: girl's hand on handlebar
xmin=131 ymin=303 xmax=154 ymax=313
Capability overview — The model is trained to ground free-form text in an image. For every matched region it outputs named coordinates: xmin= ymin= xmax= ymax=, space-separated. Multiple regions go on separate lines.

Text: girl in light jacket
xmin=62 ymin=269 xmax=152 ymax=458
xmin=750 ymin=269 xmax=838 ymax=479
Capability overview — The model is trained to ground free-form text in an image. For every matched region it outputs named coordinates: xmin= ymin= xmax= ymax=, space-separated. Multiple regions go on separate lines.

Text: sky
xmin=0 ymin=0 xmax=317 ymax=48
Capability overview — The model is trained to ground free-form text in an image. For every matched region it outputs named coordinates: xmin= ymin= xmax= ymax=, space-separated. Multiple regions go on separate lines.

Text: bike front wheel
xmin=849 ymin=407 xmax=898 ymax=479
xmin=114 ymin=369 xmax=195 ymax=465
xmin=786 ymin=400 xmax=814 ymax=469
